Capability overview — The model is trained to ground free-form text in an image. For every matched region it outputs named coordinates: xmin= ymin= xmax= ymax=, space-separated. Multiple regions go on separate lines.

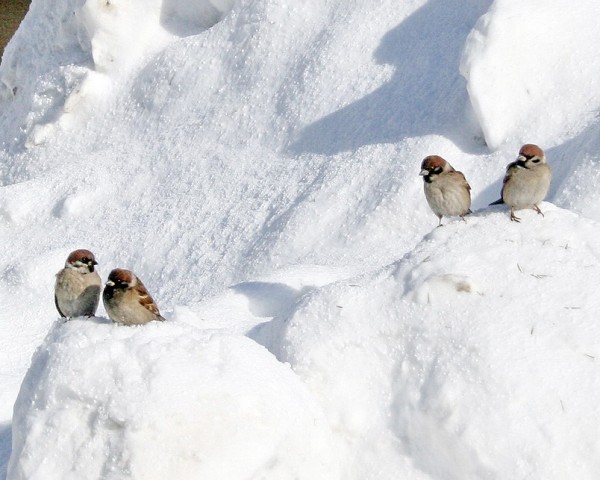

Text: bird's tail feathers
xmin=489 ymin=198 xmax=504 ymax=206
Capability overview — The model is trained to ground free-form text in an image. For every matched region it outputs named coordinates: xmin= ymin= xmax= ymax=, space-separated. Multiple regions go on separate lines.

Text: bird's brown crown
xmin=108 ymin=268 xmax=135 ymax=286
xmin=518 ymin=144 xmax=544 ymax=160
xmin=421 ymin=155 xmax=448 ymax=171
xmin=67 ymin=249 xmax=96 ymax=264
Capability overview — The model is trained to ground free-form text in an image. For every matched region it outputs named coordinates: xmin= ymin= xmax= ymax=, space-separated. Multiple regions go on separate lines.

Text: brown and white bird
xmin=103 ymin=268 xmax=165 ymax=325
xmin=489 ymin=144 xmax=552 ymax=222
xmin=419 ymin=155 xmax=472 ymax=226
xmin=54 ymin=249 xmax=101 ymax=318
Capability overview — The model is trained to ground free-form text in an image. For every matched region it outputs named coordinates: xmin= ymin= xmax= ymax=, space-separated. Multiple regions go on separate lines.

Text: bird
xmin=54 ymin=249 xmax=101 ymax=318
xmin=489 ymin=144 xmax=552 ymax=222
xmin=103 ymin=268 xmax=165 ymax=325
xmin=419 ymin=155 xmax=472 ymax=226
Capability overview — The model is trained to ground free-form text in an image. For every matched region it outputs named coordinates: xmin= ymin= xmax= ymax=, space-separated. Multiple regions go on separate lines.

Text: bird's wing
xmin=135 ymin=280 xmax=164 ymax=320
xmin=452 ymin=171 xmax=471 ymax=192
xmin=55 ymin=294 xmax=66 ymax=318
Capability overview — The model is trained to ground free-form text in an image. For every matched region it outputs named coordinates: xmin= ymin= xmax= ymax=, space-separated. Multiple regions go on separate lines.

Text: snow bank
xmin=253 ymin=206 xmax=600 ymax=478
xmin=3 ymin=0 xmax=600 ymax=477
xmin=0 ymin=0 xmax=234 ymax=148
xmin=8 ymin=319 xmax=339 ymax=480
xmin=550 ymin=123 xmax=600 ymax=223
xmin=10 ymin=207 xmax=600 ymax=479
xmin=461 ymin=0 xmax=600 ymax=150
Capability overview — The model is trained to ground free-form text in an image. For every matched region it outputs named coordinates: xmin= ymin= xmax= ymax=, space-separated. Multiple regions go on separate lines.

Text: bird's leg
xmin=437 ymin=216 xmax=443 ymax=227
xmin=510 ymin=208 xmax=521 ymax=222
xmin=533 ymin=205 xmax=544 ymax=217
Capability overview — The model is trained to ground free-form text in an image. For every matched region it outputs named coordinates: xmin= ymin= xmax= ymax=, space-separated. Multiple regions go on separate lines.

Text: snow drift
xmin=252 ymin=205 xmax=600 ymax=478
xmin=2 ymin=0 xmax=600 ymax=478
xmin=9 ymin=319 xmax=338 ymax=480
xmin=460 ymin=0 xmax=600 ymax=151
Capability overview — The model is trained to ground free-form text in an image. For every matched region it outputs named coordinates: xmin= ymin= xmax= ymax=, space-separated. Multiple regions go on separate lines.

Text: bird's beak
xmin=106 ymin=280 xmax=115 ymax=287
xmin=419 ymin=169 xmax=428 ymax=176
xmin=92 ymin=260 xmax=98 ymax=265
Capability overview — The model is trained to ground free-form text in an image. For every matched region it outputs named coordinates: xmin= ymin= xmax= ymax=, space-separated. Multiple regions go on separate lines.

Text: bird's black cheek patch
xmin=516 ymin=160 xmax=528 ymax=169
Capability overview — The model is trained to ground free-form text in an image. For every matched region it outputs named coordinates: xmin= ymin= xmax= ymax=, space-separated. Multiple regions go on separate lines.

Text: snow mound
xmin=461 ymin=0 xmax=600 ymax=150
xmin=253 ymin=205 xmax=600 ymax=478
xmin=4 ymin=0 xmax=600 ymax=478
xmin=8 ymin=319 xmax=339 ymax=480
xmin=551 ymin=124 xmax=600 ymax=223
xmin=0 ymin=0 xmax=235 ymax=149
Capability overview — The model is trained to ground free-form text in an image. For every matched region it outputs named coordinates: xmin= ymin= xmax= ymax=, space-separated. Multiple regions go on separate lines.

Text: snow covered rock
xmin=8 ymin=319 xmax=339 ymax=480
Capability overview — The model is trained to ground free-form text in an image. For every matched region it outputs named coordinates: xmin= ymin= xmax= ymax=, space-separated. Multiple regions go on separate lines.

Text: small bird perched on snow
xmin=103 ymin=268 xmax=165 ymax=325
xmin=54 ymin=249 xmax=101 ymax=318
xmin=419 ymin=155 xmax=472 ymax=226
xmin=489 ymin=144 xmax=552 ymax=222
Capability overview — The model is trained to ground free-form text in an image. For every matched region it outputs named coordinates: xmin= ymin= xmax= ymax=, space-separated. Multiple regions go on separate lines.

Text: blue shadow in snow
xmin=0 ymin=423 xmax=12 ymax=480
xmin=288 ymin=0 xmax=493 ymax=156
xmin=233 ymin=281 xmax=314 ymax=357
xmin=230 ymin=281 xmax=312 ymax=318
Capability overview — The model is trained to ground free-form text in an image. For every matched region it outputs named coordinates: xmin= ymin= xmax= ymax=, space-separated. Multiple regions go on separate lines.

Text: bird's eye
xmin=81 ymin=257 xmax=90 ymax=263
xmin=532 ymin=159 xmax=540 ymax=163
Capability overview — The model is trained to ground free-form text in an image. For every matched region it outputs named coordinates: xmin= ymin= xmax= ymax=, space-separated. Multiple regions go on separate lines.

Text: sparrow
xmin=489 ymin=144 xmax=552 ymax=222
xmin=54 ymin=249 xmax=101 ymax=318
xmin=103 ymin=268 xmax=165 ymax=325
xmin=419 ymin=155 xmax=472 ymax=226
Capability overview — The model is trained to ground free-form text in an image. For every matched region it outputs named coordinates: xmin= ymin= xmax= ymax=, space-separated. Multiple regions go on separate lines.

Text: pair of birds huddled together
xmin=420 ymin=144 xmax=552 ymax=225
xmin=54 ymin=249 xmax=165 ymax=325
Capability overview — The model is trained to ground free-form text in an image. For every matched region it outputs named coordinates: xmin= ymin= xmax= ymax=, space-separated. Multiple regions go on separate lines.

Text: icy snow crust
xmin=1 ymin=0 xmax=600 ymax=478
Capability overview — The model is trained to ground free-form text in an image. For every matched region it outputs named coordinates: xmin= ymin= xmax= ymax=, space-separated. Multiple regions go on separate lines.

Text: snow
xmin=1 ymin=0 xmax=600 ymax=478
xmin=9 ymin=320 xmax=339 ymax=480
xmin=460 ymin=0 xmax=600 ymax=151
xmin=252 ymin=205 xmax=600 ymax=479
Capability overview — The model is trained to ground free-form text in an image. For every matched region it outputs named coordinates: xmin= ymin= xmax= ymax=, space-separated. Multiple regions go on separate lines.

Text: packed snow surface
xmin=2 ymin=0 xmax=600 ymax=478
xmin=10 ymin=320 xmax=338 ymax=480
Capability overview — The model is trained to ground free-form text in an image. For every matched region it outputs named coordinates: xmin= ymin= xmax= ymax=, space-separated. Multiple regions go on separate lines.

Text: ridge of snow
xmin=2 ymin=0 xmax=600 ymax=478
xmin=9 ymin=319 xmax=340 ymax=480
xmin=253 ymin=205 xmax=600 ymax=478
xmin=460 ymin=0 xmax=600 ymax=150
